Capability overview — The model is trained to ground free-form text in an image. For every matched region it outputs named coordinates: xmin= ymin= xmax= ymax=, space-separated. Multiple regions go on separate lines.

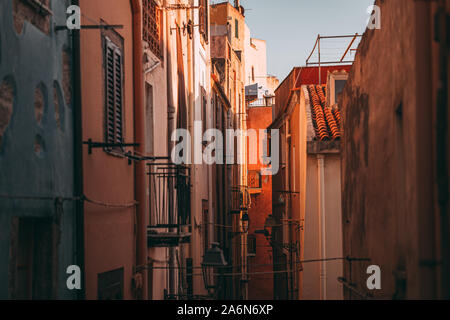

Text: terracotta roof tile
xmin=307 ymin=85 xmax=341 ymax=141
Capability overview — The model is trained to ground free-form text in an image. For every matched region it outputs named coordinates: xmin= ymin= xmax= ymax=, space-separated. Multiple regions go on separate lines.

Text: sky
xmin=231 ymin=0 xmax=375 ymax=81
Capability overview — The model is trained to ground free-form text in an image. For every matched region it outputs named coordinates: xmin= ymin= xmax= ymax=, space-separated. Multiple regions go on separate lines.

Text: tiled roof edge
xmin=302 ymin=86 xmax=316 ymax=142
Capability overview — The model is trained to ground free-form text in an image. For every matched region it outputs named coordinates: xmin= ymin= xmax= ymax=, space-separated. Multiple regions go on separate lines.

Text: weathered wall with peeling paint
xmin=340 ymin=0 xmax=443 ymax=299
xmin=0 ymin=0 xmax=75 ymax=299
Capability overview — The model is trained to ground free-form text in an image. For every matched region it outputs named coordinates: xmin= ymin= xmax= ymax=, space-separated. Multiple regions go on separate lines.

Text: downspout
xmin=72 ymin=0 xmax=85 ymax=301
xmin=165 ymin=4 xmax=176 ymax=296
xmin=187 ymin=5 xmax=194 ymax=266
xmin=188 ymin=2 xmax=198 ymax=295
xmin=131 ymin=0 xmax=148 ymax=300
xmin=242 ymin=88 xmax=248 ymax=300
xmin=317 ymin=155 xmax=327 ymax=300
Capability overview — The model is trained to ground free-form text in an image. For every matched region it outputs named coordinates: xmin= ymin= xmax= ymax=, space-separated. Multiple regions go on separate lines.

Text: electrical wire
xmin=0 ymin=194 xmax=81 ymax=202
xmin=0 ymin=194 xmax=138 ymax=208
xmin=145 ymin=257 xmax=368 ymax=272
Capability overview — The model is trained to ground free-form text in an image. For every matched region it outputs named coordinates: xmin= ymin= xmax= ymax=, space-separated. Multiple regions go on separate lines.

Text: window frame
xmin=103 ymin=34 xmax=125 ymax=154
xmin=143 ymin=0 xmax=163 ymax=60
xmin=327 ymin=72 xmax=348 ymax=106
xmin=248 ymin=234 xmax=257 ymax=256
xmin=201 ymin=86 xmax=207 ymax=136
xmin=248 ymin=170 xmax=262 ymax=189
xmin=199 ymin=0 xmax=209 ymax=43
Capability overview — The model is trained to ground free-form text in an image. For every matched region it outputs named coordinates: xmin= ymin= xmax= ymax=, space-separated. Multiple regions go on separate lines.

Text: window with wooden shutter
xmin=104 ymin=37 xmax=124 ymax=152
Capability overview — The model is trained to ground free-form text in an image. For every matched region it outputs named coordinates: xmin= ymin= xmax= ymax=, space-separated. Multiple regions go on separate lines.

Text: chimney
xmin=234 ymin=0 xmax=240 ymax=9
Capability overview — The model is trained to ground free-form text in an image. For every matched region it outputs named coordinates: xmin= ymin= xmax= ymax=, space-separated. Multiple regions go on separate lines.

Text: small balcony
xmin=247 ymin=96 xmax=275 ymax=108
xmin=229 ymin=185 xmax=251 ymax=214
xmin=147 ymin=162 xmax=191 ymax=247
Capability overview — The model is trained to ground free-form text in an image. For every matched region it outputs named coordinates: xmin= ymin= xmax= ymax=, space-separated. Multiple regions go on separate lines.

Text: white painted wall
xmin=243 ymin=23 xmax=279 ymax=97
xmin=303 ymin=154 xmax=343 ymax=300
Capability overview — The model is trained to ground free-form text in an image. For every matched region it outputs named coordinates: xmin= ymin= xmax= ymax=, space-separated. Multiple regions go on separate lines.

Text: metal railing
xmin=147 ymin=162 xmax=190 ymax=230
xmin=305 ymin=33 xmax=363 ymax=84
xmin=229 ymin=185 xmax=251 ymax=214
xmin=248 ymin=96 xmax=275 ymax=108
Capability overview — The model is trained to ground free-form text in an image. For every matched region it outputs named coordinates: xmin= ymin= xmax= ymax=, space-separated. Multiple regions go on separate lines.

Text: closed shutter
xmin=105 ymin=37 xmax=124 ymax=151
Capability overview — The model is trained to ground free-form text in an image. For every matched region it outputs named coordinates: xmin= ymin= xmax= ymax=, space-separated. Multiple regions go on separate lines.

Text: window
xmin=13 ymin=0 xmax=52 ymax=34
xmin=248 ymin=170 xmax=262 ymax=189
xmin=199 ymin=0 xmax=209 ymax=42
xmin=103 ymin=35 xmax=124 ymax=152
xmin=266 ymin=130 xmax=272 ymax=158
xmin=9 ymin=217 xmax=55 ymax=299
xmin=235 ymin=19 xmax=239 ymax=38
xmin=239 ymin=94 xmax=242 ymax=113
xmin=98 ymin=268 xmax=124 ymax=300
xmin=145 ymin=83 xmax=154 ymax=154
xmin=252 ymin=66 xmax=255 ymax=82
xmin=201 ymin=86 xmax=207 ymax=135
xmin=248 ymin=234 xmax=256 ymax=256
xmin=143 ymin=0 xmax=163 ymax=59
xmin=327 ymin=72 xmax=348 ymax=106
xmin=335 ymin=80 xmax=347 ymax=97
xmin=0 ymin=77 xmax=15 ymax=152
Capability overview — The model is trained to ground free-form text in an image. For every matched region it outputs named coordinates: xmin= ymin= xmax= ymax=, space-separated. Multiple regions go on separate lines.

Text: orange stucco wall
xmin=246 ymin=106 xmax=273 ymax=299
xmin=80 ymin=0 xmax=136 ymax=300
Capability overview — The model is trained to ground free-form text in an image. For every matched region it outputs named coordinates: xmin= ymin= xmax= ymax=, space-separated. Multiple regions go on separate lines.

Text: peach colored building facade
xmin=246 ymin=105 xmax=273 ymax=300
xmin=271 ymin=66 xmax=350 ymax=300
xmin=79 ymin=0 xmax=138 ymax=299
xmin=210 ymin=0 xmax=248 ymax=299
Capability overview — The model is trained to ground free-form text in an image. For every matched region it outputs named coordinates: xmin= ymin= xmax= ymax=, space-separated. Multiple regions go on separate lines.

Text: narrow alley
xmin=0 ymin=0 xmax=449 ymax=303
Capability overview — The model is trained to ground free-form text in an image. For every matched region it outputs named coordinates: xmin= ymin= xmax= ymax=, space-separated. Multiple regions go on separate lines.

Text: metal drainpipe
xmin=435 ymin=0 xmax=449 ymax=299
xmin=165 ymin=3 xmax=176 ymax=296
xmin=131 ymin=0 xmax=148 ymax=300
xmin=72 ymin=0 xmax=85 ymax=301
xmin=244 ymin=91 xmax=249 ymax=300
xmin=186 ymin=0 xmax=194 ymax=289
xmin=317 ymin=155 xmax=327 ymax=300
xmin=188 ymin=2 xmax=198 ymax=296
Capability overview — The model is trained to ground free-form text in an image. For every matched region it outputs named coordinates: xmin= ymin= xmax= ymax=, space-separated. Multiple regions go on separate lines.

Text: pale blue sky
xmin=231 ymin=0 xmax=375 ymax=81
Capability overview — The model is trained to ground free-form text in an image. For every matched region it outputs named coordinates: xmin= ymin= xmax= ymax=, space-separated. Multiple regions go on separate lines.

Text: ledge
xmin=147 ymin=231 xmax=191 ymax=247
xmin=307 ymin=140 xmax=341 ymax=154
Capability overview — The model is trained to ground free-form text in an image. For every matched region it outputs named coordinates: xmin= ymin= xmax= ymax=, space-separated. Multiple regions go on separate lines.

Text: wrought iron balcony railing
xmin=229 ymin=185 xmax=251 ymax=214
xmin=248 ymin=96 xmax=275 ymax=108
xmin=147 ymin=161 xmax=191 ymax=247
